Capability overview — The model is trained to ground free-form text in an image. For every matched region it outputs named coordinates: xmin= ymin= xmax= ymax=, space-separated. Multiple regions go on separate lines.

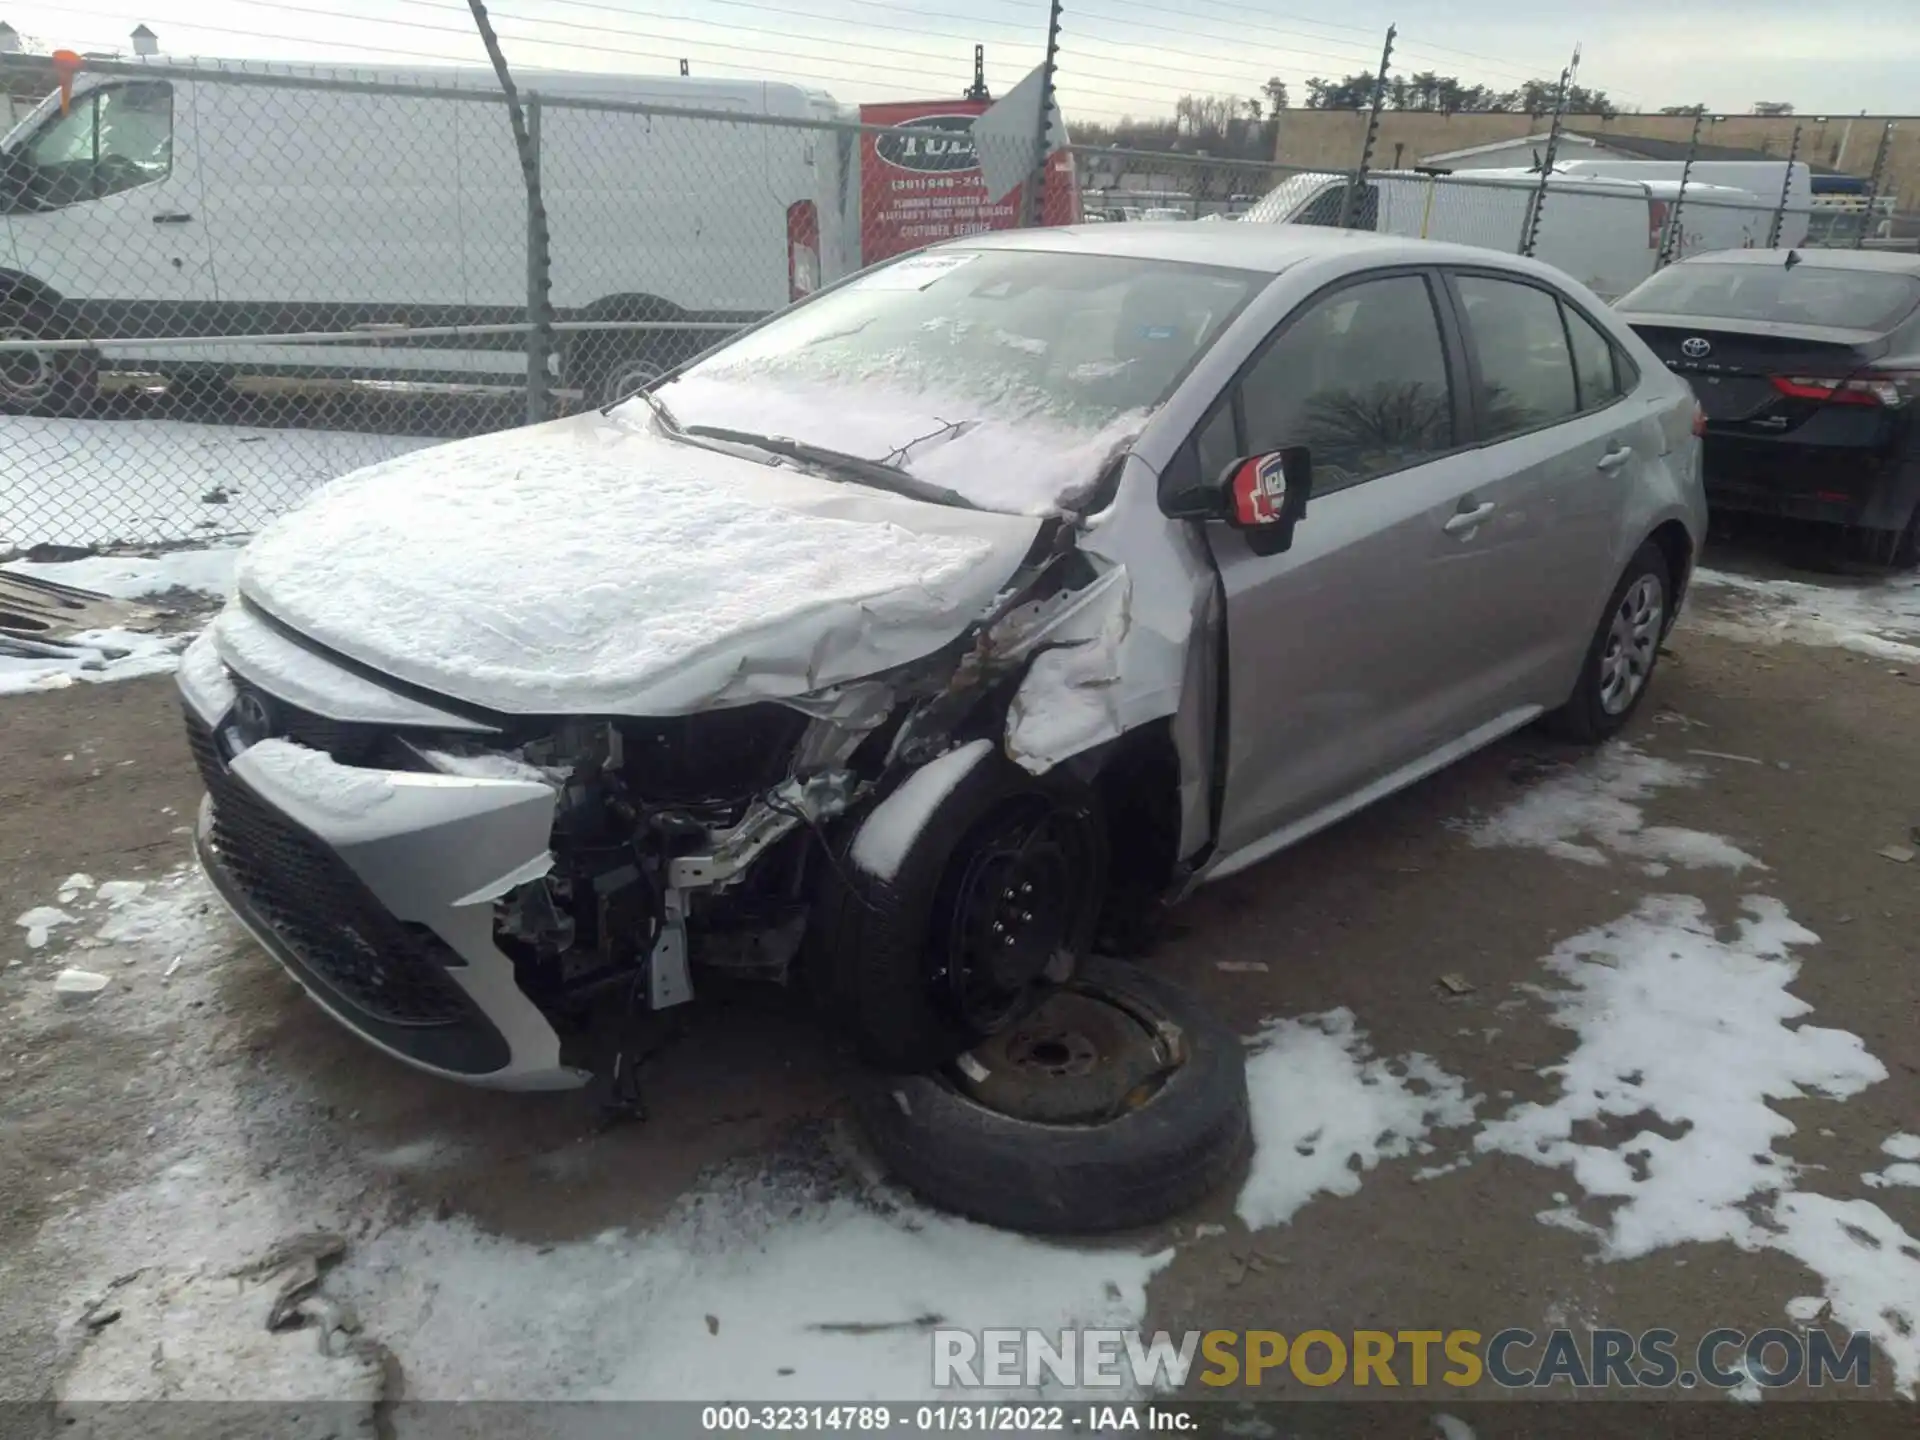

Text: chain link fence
xmin=0 ymin=51 xmax=1871 ymax=555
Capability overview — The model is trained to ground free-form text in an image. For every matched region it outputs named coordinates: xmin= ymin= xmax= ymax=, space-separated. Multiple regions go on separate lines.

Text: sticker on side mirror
xmin=1230 ymin=452 xmax=1291 ymax=527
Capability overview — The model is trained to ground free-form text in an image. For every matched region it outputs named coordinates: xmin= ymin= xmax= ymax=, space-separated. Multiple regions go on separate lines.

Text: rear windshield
xmin=1617 ymin=261 xmax=1920 ymax=332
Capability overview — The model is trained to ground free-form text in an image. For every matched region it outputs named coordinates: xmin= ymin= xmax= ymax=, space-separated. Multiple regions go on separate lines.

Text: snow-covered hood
xmin=234 ymin=410 xmax=1043 ymax=716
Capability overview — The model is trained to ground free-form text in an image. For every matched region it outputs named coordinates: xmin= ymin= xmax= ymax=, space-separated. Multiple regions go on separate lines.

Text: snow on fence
xmin=0 ymin=53 xmax=1807 ymax=553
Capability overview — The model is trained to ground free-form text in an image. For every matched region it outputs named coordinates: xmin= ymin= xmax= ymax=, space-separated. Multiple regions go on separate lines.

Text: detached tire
xmin=813 ymin=744 xmax=1107 ymax=1073
xmin=852 ymin=957 xmax=1251 ymax=1234
xmin=1541 ymin=539 xmax=1671 ymax=744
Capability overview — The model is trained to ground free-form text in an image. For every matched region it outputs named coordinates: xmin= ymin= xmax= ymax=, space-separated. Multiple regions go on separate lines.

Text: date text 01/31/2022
xmin=700 ymin=1405 xmax=1194 ymax=1432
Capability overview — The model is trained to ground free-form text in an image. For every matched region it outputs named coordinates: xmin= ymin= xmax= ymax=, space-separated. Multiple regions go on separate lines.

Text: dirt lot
xmin=2 ymin=549 xmax=1917 ymax=1431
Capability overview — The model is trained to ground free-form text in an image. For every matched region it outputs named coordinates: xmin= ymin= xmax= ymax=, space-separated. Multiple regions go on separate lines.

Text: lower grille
xmin=184 ymin=710 xmax=471 ymax=1028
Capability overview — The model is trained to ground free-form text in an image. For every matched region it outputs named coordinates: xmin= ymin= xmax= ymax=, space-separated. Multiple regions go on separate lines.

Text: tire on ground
xmin=1541 ymin=538 xmax=1672 ymax=744
xmin=811 ymin=745 xmax=1107 ymax=1074
xmin=0 ymin=301 xmax=97 ymax=417
xmin=850 ymin=957 xmax=1251 ymax=1234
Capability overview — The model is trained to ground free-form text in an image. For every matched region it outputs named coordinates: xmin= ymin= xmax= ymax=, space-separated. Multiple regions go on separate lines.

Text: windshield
xmin=1618 ymin=261 xmax=1920 ymax=332
xmin=1238 ymin=173 xmax=1343 ymax=224
xmin=654 ymin=247 xmax=1262 ymax=515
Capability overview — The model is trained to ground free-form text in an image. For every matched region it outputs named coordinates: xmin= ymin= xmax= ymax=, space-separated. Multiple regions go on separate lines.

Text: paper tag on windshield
xmin=854 ymin=251 xmax=980 ymax=291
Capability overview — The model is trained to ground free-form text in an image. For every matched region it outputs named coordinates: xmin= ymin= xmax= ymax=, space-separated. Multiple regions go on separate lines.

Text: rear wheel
xmin=1541 ymin=540 xmax=1670 ymax=744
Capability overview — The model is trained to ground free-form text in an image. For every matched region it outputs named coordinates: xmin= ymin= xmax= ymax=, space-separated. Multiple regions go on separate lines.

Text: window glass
xmin=1563 ymin=304 xmax=1623 ymax=410
xmin=93 ymin=83 xmax=173 ymax=195
xmin=1617 ymin=260 xmax=1920 ymax=333
xmin=1238 ymin=273 xmax=1454 ymax=493
xmin=20 ymin=83 xmax=171 ymax=208
xmin=1456 ymin=275 xmax=1579 ymax=439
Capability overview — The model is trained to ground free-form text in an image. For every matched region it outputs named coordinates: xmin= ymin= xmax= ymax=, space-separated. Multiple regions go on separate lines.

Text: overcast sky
xmin=10 ymin=0 xmax=1917 ymax=119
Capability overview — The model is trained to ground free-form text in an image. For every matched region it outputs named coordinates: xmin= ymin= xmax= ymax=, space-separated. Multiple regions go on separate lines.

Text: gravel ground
xmin=2 ymin=542 xmax=1916 ymax=1432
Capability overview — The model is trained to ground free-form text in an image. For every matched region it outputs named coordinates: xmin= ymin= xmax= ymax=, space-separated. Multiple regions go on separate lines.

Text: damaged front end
xmin=180 ymin=514 xmax=1146 ymax=1094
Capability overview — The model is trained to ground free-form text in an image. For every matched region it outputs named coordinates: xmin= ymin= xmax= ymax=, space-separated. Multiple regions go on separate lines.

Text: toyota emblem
xmin=1680 ymin=337 xmax=1712 ymax=359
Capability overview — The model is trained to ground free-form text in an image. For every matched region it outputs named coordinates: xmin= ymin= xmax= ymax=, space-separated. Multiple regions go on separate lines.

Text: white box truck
xmin=0 ymin=57 xmax=859 ymax=410
xmin=1236 ymin=167 xmax=1781 ymax=300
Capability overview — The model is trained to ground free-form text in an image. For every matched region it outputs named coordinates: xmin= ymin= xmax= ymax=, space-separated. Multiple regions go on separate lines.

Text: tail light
xmin=1691 ymin=402 xmax=1707 ymax=437
xmin=1769 ymin=372 xmax=1915 ymax=408
xmin=787 ymin=200 xmax=820 ymax=302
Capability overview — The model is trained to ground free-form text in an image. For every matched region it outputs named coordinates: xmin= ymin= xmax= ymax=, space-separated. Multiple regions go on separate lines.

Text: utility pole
xmin=1339 ymin=23 xmax=1395 ymax=231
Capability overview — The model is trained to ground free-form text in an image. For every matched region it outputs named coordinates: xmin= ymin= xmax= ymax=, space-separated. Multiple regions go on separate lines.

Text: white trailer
xmin=0 ymin=58 xmax=858 ymax=407
xmin=1236 ymin=168 xmax=1779 ymax=300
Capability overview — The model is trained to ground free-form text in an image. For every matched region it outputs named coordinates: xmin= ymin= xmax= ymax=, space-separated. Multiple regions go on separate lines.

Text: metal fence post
xmin=1339 ymin=24 xmax=1395 ymax=231
xmin=465 ymin=0 xmax=552 ymax=424
xmin=1766 ymin=122 xmax=1802 ymax=249
xmin=1019 ymin=0 xmax=1064 ymax=228
xmin=1856 ymin=121 xmax=1895 ymax=250
xmin=1655 ymin=109 xmax=1705 ymax=270
xmin=524 ymin=93 xmax=551 ymax=422
xmin=1520 ymin=45 xmax=1578 ymax=257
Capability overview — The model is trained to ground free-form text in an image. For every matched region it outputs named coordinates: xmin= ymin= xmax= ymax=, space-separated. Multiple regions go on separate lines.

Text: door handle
xmin=151 ymin=212 xmax=194 ymax=224
xmin=1443 ymin=501 xmax=1496 ymax=534
xmin=1595 ymin=443 xmax=1634 ymax=472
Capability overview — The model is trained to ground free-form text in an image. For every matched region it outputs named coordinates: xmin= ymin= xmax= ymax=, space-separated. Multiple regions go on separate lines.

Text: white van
xmin=1237 ymin=168 xmax=1776 ymax=300
xmin=0 ymin=58 xmax=857 ymax=410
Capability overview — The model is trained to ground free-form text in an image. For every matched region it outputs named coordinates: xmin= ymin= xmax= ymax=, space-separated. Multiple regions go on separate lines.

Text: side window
xmin=1194 ymin=399 xmax=1238 ymax=484
xmin=19 ymin=83 xmax=172 ymax=208
xmin=1455 ymin=274 xmax=1579 ymax=440
xmin=1238 ymin=273 xmax=1454 ymax=494
xmin=1297 ymin=182 xmax=1379 ymax=231
xmin=1563 ymin=303 xmax=1624 ymax=411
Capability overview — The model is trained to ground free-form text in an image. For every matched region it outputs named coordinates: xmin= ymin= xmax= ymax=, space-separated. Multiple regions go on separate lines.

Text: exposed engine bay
xmin=455 ymin=517 xmax=1117 ymax=1048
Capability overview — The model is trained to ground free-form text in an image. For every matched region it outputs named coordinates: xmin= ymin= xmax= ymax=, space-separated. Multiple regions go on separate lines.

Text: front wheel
xmin=1541 ymin=540 xmax=1671 ymax=744
xmin=811 ymin=747 xmax=1108 ymax=1073
xmin=0 ymin=303 xmax=96 ymax=417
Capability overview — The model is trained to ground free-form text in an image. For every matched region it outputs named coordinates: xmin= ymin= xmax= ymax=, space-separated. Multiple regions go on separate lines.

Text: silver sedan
xmin=179 ymin=224 xmax=1706 ymax=1089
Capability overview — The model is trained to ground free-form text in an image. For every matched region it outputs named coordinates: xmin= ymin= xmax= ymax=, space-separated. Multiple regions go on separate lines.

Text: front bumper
xmin=180 ymin=639 xmax=587 ymax=1090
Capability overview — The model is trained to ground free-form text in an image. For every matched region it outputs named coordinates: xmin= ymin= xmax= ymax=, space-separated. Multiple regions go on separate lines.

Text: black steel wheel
xmin=851 ymin=957 xmax=1250 ymax=1234
xmin=811 ymin=747 xmax=1107 ymax=1073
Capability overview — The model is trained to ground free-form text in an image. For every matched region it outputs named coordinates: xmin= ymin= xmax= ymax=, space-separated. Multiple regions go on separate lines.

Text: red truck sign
xmin=858 ymin=98 xmax=1078 ymax=266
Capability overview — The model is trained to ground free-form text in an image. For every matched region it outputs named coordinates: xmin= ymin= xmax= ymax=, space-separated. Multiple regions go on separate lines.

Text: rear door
xmin=1441 ymin=269 xmax=1653 ymax=695
xmin=1192 ymin=268 xmax=1545 ymax=858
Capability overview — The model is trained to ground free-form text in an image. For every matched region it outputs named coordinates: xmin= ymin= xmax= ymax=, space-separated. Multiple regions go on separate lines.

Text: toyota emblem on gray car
xmin=1680 ymin=337 xmax=1712 ymax=359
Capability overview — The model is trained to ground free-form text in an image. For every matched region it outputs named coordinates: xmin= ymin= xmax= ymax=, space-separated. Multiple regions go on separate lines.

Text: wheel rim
xmin=934 ymin=800 xmax=1097 ymax=1036
xmin=599 ymin=359 xmax=664 ymax=407
xmin=1598 ymin=572 xmax=1664 ymax=715
xmin=951 ymin=985 xmax=1178 ymax=1124
xmin=0 ymin=324 xmax=56 ymax=406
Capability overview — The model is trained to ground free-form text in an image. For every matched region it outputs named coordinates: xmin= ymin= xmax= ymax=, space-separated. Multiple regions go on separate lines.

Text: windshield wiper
xmin=608 ymin=381 xmax=680 ymax=430
xmin=681 ymin=425 xmax=980 ymax=510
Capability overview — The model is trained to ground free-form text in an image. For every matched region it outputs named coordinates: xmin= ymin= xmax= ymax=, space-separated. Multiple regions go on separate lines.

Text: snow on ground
xmin=3 ymin=544 xmax=241 ymax=600
xmin=31 ymin=864 xmax=1172 ymax=1408
xmin=1690 ymin=567 xmax=1920 ymax=661
xmin=0 ymin=627 xmax=191 ymax=698
xmin=1236 ymin=1008 xmax=1476 ymax=1230
xmin=2 ymin=415 xmax=435 ymax=551
xmin=1459 ymin=742 xmax=1761 ymax=871
xmin=1459 ymin=744 xmax=1920 ymax=1394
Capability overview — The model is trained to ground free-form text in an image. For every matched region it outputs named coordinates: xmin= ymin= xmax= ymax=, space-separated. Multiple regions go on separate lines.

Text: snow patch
xmin=0 ymin=626 xmax=189 ymax=696
xmin=1481 ymin=893 xmax=1920 ymax=1394
xmin=241 ymin=739 xmax=396 ymax=817
xmin=422 ymin=746 xmax=557 ymax=786
xmin=1237 ymin=1008 xmax=1476 ymax=1230
xmin=3 ymin=544 xmax=240 ymax=600
xmin=1690 ymin=567 xmax=1920 ymax=660
xmin=1462 ymin=743 xmax=1760 ymax=871
xmin=2 ymin=414 xmax=433 ymax=551
xmin=851 ymin=739 xmax=993 ymax=881
xmin=1880 ymin=1133 xmax=1920 ymax=1162
xmin=16 ymin=904 xmax=74 ymax=949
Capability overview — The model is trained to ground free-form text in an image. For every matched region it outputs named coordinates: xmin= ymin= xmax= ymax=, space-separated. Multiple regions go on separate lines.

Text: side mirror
xmin=1166 ymin=445 xmax=1314 ymax=557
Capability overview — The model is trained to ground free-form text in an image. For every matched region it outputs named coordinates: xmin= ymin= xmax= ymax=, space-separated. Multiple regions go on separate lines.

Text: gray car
xmin=177 ymin=225 xmax=1706 ymax=1090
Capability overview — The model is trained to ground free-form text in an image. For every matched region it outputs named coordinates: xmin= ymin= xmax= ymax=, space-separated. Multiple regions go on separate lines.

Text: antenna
xmin=963 ymin=43 xmax=990 ymax=101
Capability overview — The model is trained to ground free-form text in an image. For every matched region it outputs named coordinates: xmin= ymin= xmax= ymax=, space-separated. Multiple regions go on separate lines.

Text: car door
xmin=1442 ymin=270 xmax=1650 ymax=700
xmin=1188 ymin=268 xmax=1551 ymax=862
xmin=4 ymin=79 xmax=215 ymax=320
